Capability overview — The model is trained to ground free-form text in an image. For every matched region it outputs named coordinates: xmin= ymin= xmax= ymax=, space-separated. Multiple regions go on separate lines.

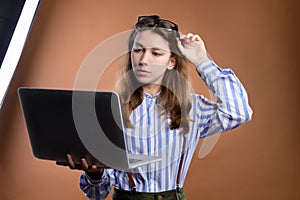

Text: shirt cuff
xmin=196 ymin=60 xmax=219 ymax=81
xmin=196 ymin=59 xmax=215 ymax=72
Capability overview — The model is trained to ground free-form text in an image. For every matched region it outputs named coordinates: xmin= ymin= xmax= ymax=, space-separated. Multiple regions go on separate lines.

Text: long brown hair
xmin=115 ymin=27 xmax=192 ymax=133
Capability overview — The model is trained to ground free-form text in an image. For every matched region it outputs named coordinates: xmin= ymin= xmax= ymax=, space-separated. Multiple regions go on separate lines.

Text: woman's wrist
xmin=192 ymin=56 xmax=210 ymax=67
xmin=85 ymin=170 xmax=104 ymax=180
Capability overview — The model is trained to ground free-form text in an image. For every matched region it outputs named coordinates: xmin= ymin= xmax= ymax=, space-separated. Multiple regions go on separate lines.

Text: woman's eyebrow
xmin=152 ymin=47 xmax=168 ymax=52
xmin=133 ymin=42 xmax=169 ymax=52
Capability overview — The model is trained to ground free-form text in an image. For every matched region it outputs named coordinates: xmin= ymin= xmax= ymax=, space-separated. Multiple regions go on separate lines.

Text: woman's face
xmin=131 ymin=30 xmax=176 ymax=86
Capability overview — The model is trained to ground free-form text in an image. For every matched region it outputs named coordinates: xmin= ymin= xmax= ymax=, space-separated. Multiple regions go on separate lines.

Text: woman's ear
xmin=167 ymin=57 xmax=176 ymax=70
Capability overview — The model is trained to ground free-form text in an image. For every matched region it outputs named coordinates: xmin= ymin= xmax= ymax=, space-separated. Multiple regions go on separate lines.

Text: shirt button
xmin=157 ymin=194 xmax=163 ymax=200
xmin=150 ymin=129 xmax=154 ymax=135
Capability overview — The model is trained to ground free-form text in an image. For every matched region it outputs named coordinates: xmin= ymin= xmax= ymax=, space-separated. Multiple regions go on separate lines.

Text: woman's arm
xmin=195 ymin=60 xmax=253 ymax=137
xmin=56 ymin=154 xmax=113 ymax=200
xmin=178 ymin=33 xmax=253 ymax=136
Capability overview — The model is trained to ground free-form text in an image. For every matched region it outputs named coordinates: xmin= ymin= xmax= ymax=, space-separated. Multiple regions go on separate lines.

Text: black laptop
xmin=18 ymin=87 xmax=161 ymax=170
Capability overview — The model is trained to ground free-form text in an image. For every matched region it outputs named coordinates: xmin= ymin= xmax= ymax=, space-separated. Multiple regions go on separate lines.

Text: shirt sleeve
xmin=195 ymin=60 xmax=253 ymax=138
xmin=79 ymin=169 xmax=115 ymax=200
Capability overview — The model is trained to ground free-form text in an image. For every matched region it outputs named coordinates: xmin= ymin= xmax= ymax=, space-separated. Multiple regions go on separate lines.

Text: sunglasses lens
xmin=136 ymin=17 xmax=156 ymax=28
xmin=158 ymin=20 xmax=177 ymax=30
xmin=135 ymin=16 xmax=178 ymax=32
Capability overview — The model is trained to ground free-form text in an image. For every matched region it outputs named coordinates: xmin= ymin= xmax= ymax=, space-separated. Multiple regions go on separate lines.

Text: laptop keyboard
xmin=129 ymin=158 xmax=143 ymax=163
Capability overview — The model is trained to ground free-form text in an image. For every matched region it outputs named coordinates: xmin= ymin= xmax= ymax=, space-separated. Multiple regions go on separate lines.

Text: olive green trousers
xmin=112 ymin=188 xmax=186 ymax=200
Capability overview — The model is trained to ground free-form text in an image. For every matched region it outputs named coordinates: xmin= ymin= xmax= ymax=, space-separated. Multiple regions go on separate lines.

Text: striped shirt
xmin=79 ymin=60 xmax=253 ymax=199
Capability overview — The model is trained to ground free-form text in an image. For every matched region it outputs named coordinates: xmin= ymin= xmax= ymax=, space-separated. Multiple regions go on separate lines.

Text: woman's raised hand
xmin=177 ymin=33 xmax=210 ymax=67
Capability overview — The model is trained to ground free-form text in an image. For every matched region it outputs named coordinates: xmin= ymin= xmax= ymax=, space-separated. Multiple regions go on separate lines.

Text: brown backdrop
xmin=0 ymin=0 xmax=299 ymax=199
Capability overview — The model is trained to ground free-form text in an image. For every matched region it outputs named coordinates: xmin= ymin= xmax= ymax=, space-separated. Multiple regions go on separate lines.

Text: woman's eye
xmin=153 ymin=52 xmax=162 ymax=56
xmin=133 ymin=48 xmax=142 ymax=53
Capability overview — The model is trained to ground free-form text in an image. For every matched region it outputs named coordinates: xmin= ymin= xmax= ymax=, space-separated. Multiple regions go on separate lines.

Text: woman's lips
xmin=136 ymin=69 xmax=150 ymax=76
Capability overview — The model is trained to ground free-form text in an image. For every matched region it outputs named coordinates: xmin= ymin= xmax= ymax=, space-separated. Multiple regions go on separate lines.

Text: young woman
xmin=63 ymin=15 xmax=253 ymax=200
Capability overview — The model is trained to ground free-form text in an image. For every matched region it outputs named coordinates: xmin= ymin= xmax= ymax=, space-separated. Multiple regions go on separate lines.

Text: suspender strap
xmin=176 ymin=136 xmax=186 ymax=188
xmin=126 ymin=136 xmax=186 ymax=191
xmin=126 ymin=171 xmax=136 ymax=191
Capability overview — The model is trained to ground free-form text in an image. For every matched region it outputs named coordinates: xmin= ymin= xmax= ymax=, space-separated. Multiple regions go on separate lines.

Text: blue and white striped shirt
xmin=79 ymin=60 xmax=253 ymax=199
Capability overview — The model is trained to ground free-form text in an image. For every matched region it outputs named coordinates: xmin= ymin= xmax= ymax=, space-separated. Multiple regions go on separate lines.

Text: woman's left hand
xmin=177 ymin=33 xmax=210 ymax=67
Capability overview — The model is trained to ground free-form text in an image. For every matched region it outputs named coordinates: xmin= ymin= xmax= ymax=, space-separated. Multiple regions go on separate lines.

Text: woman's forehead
xmin=133 ymin=30 xmax=170 ymax=51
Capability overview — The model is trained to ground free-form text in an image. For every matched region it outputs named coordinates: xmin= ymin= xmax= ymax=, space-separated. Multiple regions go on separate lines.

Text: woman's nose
xmin=139 ymin=50 xmax=151 ymax=66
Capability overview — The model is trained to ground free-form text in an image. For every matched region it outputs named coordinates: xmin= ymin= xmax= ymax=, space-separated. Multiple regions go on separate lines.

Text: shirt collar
xmin=143 ymin=90 xmax=161 ymax=99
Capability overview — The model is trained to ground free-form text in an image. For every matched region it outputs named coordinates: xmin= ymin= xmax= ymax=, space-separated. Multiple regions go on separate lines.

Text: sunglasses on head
xmin=135 ymin=15 xmax=180 ymax=37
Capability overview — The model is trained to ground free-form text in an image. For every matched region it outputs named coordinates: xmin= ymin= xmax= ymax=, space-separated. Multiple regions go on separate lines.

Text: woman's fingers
xmin=81 ymin=158 xmax=89 ymax=170
xmin=180 ymin=33 xmax=202 ymax=44
xmin=67 ymin=154 xmax=88 ymax=170
xmin=91 ymin=164 xmax=98 ymax=170
xmin=81 ymin=158 xmax=102 ymax=172
xmin=191 ymin=34 xmax=201 ymax=42
xmin=65 ymin=154 xmax=103 ymax=173
xmin=177 ymin=32 xmax=209 ymax=66
xmin=66 ymin=154 xmax=76 ymax=169
xmin=178 ymin=33 xmax=203 ymax=51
